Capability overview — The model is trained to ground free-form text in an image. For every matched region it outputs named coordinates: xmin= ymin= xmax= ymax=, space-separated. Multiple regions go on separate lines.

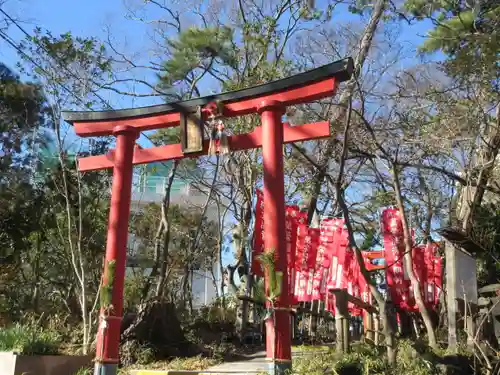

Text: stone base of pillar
xmin=94 ymin=362 xmax=118 ymax=375
xmin=267 ymin=359 xmax=292 ymax=375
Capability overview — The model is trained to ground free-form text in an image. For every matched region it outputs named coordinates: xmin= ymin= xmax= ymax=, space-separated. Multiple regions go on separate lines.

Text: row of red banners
xmin=251 ymin=189 xmax=443 ymax=314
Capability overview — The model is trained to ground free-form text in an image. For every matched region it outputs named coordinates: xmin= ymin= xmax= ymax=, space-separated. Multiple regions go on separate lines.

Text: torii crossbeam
xmin=62 ymin=57 xmax=353 ymax=375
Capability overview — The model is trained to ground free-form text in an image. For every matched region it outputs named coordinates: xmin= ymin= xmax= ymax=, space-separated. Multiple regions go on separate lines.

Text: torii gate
xmin=62 ymin=57 xmax=353 ymax=375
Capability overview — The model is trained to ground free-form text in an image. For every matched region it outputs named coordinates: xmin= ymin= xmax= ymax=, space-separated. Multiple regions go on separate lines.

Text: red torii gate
xmin=62 ymin=57 xmax=353 ymax=375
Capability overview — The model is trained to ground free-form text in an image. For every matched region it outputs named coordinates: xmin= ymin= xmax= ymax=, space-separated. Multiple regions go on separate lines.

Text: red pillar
xmin=95 ymin=125 xmax=138 ymax=375
xmin=259 ymin=100 xmax=292 ymax=373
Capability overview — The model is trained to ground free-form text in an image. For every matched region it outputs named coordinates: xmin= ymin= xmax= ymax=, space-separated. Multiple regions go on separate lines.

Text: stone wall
xmin=0 ymin=352 xmax=92 ymax=375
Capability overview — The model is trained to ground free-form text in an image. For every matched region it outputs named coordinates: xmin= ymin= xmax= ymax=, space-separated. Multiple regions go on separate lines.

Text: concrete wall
xmin=0 ymin=352 xmax=16 ymax=375
xmin=0 ymin=353 xmax=91 ymax=375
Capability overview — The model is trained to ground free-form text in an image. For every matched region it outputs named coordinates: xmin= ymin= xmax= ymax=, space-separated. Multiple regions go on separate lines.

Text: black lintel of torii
xmin=61 ymin=57 xmax=354 ymax=123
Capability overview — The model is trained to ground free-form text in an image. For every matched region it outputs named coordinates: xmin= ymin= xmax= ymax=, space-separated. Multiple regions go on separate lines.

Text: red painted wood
xmin=260 ymin=101 xmax=291 ymax=364
xmin=73 ymin=78 xmax=337 ymax=137
xmin=78 ymin=121 xmax=330 ymax=171
xmin=94 ymin=126 xmax=138 ymax=365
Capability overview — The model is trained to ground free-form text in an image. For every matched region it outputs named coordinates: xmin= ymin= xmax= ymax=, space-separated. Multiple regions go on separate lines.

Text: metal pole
xmin=94 ymin=125 xmax=138 ymax=375
xmin=259 ymin=100 xmax=291 ymax=375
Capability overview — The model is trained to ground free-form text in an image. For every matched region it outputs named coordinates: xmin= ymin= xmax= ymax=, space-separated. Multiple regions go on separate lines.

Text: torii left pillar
xmin=94 ymin=126 xmax=138 ymax=375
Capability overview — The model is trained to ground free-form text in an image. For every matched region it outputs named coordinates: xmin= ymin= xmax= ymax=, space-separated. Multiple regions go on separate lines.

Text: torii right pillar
xmin=259 ymin=100 xmax=291 ymax=374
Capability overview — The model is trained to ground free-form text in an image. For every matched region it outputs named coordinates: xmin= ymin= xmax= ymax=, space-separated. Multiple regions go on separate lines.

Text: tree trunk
xmin=232 ymin=222 xmax=249 ymax=338
xmin=393 ymin=165 xmax=438 ymax=349
xmin=189 ymin=268 xmax=194 ymax=316
xmin=459 ymin=103 xmax=500 ymax=232
xmin=380 ymin=301 xmax=397 ymax=364
xmin=155 ymin=161 xmax=178 ymax=297
xmin=180 ymin=264 xmax=190 ymax=311
xmin=331 ymin=89 xmax=396 ymax=365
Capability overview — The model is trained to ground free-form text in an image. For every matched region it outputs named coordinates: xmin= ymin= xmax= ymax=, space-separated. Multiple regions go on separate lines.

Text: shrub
xmin=293 ymin=342 xmax=440 ymax=375
xmin=74 ymin=367 xmax=92 ymax=375
xmin=0 ymin=322 xmax=61 ymax=355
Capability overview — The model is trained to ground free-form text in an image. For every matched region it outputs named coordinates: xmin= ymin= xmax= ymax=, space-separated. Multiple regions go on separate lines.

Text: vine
xmin=100 ymin=259 xmax=116 ymax=312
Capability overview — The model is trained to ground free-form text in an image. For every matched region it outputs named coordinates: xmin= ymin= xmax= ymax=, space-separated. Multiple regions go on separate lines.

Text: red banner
xmin=326 ymin=221 xmax=348 ymax=291
xmin=341 ymin=250 xmax=362 ymax=316
xmin=382 ymin=208 xmax=411 ymax=310
xmin=312 ymin=220 xmax=337 ymax=300
xmin=294 ymin=224 xmax=307 ymax=301
xmin=382 ymin=208 xmax=444 ymax=312
xmin=409 ymin=243 xmax=443 ymax=311
xmin=358 ymin=261 xmax=371 ymax=306
xmin=286 ymin=206 xmax=306 ymax=304
xmin=433 ymin=255 xmax=443 ymax=306
xmin=296 ymin=228 xmax=320 ymax=302
xmin=251 ymin=189 xmax=307 ymax=301
xmin=251 ymin=189 xmax=265 ymax=276
xmin=320 ymin=219 xmax=336 ymax=265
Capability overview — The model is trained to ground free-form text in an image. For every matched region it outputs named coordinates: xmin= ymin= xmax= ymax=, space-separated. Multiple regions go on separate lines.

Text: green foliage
xmin=471 ymin=204 xmax=500 ymax=285
xmin=0 ymin=63 xmax=49 ymax=272
xmin=123 ymin=272 xmax=149 ymax=312
xmin=19 ymin=28 xmax=112 ymax=109
xmin=100 ymin=260 xmax=116 ymax=310
xmin=293 ymin=341 xmax=447 ymax=375
xmin=132 ymin=203 xmax=218 ymax=269
xmin=0 ymin=322 xmax=61 ymax=355
xmin=0 ymin=63 xmax=47 ymax=171
xmin=74 ymin=367 xmax=92 ymax=375
xmin=197 ymin=301 xmax=237 ymax=325
xmin=257 ymin=250 xmax=282 ymax=301
xmin=122 ymin=355 xmax=220 ymax=374
xmin=160 ymin=26 xmax=237 ymax=87
xmin=404 ymin=0 xmax=499 ymax=90
xmin=360 ymin=227 xmax=377 ymax=250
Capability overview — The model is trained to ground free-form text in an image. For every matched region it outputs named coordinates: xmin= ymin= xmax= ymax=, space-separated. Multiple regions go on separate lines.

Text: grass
xmin=121 ymin=355 xmax=222 ymax=374
xmin=0 ymin=322 xmax=61 ymax=355
xmin=292 ymin=341 xmax=445 ymax=375
xmin=292 ymin=344 xmax=332 ymax=352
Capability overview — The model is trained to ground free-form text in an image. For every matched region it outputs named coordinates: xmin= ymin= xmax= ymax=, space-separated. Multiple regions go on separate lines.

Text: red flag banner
xmin=294 ymin=227 xmax=320 ymax=302
xmin=343 ymin=250 xmax=362 ymax=316
xmin=294 ymin=224 xmax=306 ymax=270
xmin=251 ymin=189 xmax=307 ymax=301
xmin=321 ymin=218 xmax=341 ymax=268
xmin=294 ymin=223 xmax=307 ymax=301
xmin=311 ymin=219 xmax=334 ymax=300
xmin=423 ymin=243 xmax=435 ymax=306
xmin=251 ymin=189 xmax=265 ymax=276
xmin=325 ymin=289 xmax=336 ymax=313
xmin=358 ymin=261 xmax=371 ymax=306
xmin=433 ymin=254 xmax=443 ymax=307
xmin=326 ymin=222 xmax=348 ymax=291
xmin=381 ymin=208 xmax=411 ymax=310
xmin=312 ymin=222 xmax=333 ymax=300
xmin=411 ymin=243 xmax=443 ymax=311
xmin=286 ymin=206 xmax=306 ymax=305
xmin=305 ymin=228 xmax=320 ymax=301
xmin=294 ymin=270 xmax=310 ymax=302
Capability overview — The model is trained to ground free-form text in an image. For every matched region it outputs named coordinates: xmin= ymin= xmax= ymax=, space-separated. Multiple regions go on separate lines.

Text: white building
xmin=127 ymin=162 xmax=221 ymax=308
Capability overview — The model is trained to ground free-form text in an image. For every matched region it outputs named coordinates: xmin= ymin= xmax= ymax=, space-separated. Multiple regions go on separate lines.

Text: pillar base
xmin=94 ymin=362 xmax=118 ymax=375
xmin=267 ymin=359 xmax=292 ymax=375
